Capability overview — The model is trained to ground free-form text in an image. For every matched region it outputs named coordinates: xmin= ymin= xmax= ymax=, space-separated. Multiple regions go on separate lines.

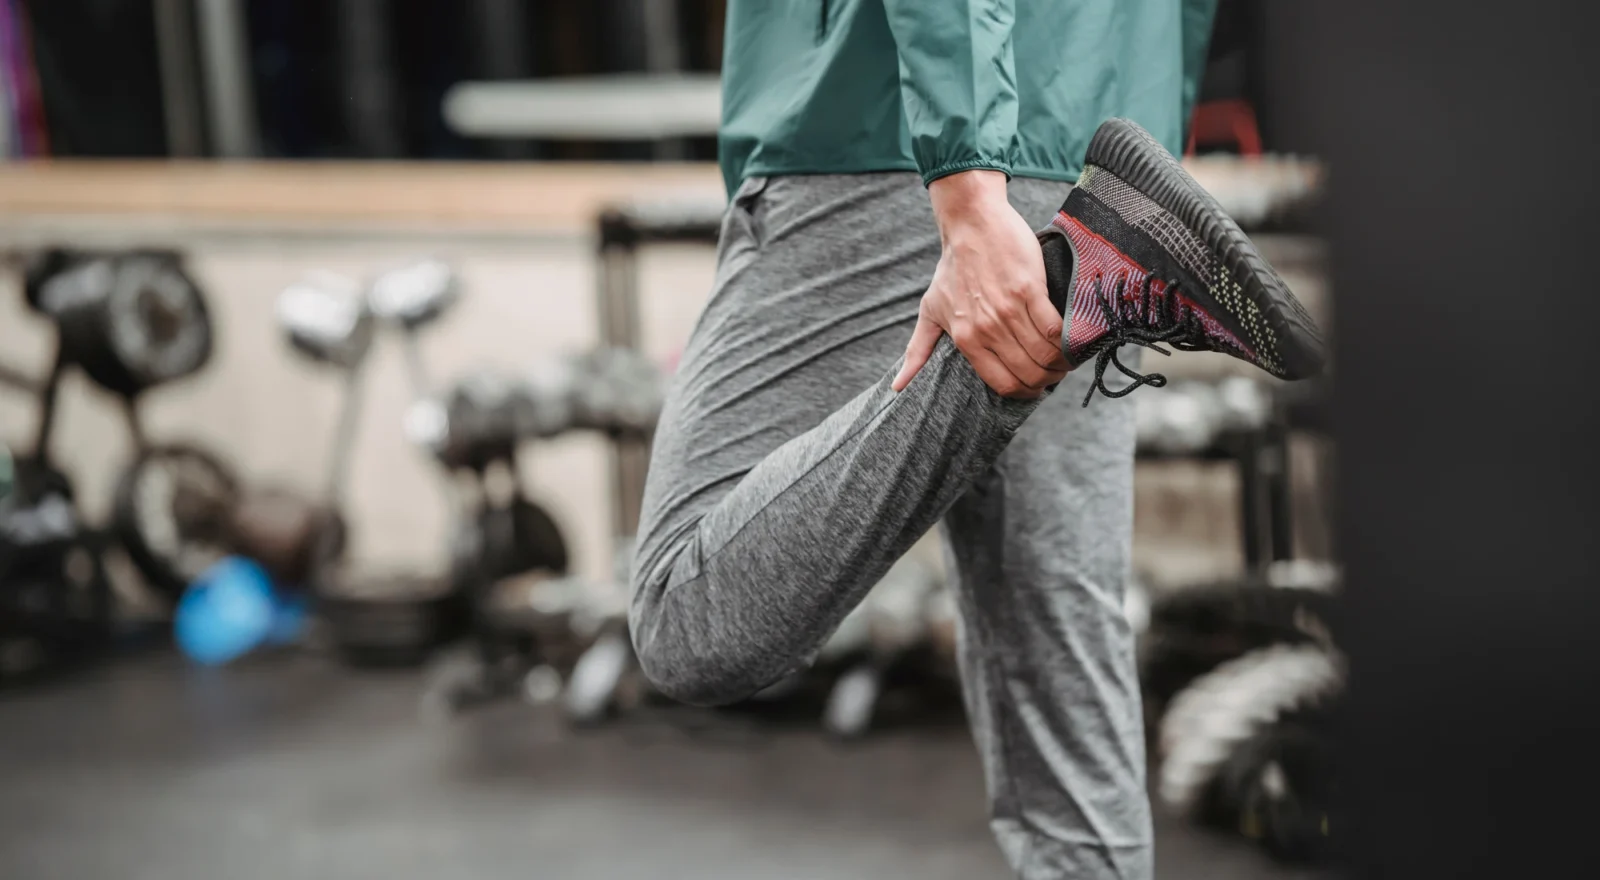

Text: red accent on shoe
xmin=1052 ymin=211 xmax=1254 ymax=366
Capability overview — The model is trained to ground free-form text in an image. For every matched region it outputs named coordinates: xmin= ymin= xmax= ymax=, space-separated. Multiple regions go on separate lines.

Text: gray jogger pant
xmin=630 ymin=173 xmax=1150 ymax=879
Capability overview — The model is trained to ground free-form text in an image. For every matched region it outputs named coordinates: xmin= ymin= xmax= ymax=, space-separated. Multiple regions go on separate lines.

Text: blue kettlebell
xmin=175 ymin=556 xmax=302 ymax=665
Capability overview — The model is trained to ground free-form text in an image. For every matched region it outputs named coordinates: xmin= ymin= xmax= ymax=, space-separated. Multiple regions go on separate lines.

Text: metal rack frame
xmin=593 ymin=202 xmax=723 ymax=540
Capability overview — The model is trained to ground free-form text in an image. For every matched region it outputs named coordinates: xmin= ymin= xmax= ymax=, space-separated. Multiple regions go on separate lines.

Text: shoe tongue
xmin=1039 ymin=229 xmax=1075 ymax=316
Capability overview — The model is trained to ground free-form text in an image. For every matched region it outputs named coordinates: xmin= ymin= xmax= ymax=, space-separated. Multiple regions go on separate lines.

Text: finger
xmin=1023 ymin=285 xmax=1070 ymax=370
xmin=892 ymin=314 xmax=943 ymax=391
xmin=985 ymin=324 xmax=1061 ymax=392
xmin=982 ymin=286 xmax=1063 ymax=374
xmin=1004 ymin=313 xmax=1068 ymax=376
xmin=957 ymin=338 xmax=1036 ymax=399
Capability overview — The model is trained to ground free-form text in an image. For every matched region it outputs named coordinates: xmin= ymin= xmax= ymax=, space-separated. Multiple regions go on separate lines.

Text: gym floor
xmin=0 ymin=652 xmax=1328 ymax=880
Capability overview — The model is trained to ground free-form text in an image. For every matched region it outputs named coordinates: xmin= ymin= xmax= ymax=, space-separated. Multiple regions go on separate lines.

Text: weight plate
xmin=112 ymin=444 xmax=239 ymax=606
xmin=1139 ymin=580 xmax=1338 ymax=712
xmin=1236 ymin=713 xmax=1337 ymax=864
xmin=104 ymin=254 xmax=213 ymax=387
xmin=1157 ymin=643 xmax=1343 ymax=817
xmin=1202 ymin=704 xmax=1336 ymax=863
xmin=316 ymin=572 xmax=467 ymax=668
xmin=37 ymin=251 xmax=214 ymax=397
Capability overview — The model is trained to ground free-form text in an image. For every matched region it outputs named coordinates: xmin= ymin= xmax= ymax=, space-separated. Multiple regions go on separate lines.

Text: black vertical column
xmin=21 ymin=0 xmax=168 ymax=156
xmin=152 ymin=0 xmax=206 ymax=157
xmin=464 ymin=0 xmax=536 ymax=159
xmin=337 ymin=0 xmax=403 ymax=157
xmin=596 ymin=0 xmax=687 ymax=161
xmin=1269 ymin=3 xmax=1599 ymax=878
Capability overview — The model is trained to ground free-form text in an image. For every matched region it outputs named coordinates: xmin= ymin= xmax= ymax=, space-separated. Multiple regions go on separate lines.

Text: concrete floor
xmin=0 ymin=653 xmax=1325 ymax=880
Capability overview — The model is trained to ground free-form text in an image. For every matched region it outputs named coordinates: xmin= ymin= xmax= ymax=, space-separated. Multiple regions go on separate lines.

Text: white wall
xmin=1 ymin=226 xmax=716 ymax=590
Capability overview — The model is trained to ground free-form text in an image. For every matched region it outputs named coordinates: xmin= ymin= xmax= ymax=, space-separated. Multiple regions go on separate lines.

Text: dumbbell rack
xmin=593 ymin=199 xmax=724 ymax=540
xmin=1136 ymin=405 xmax=1296 ymax=570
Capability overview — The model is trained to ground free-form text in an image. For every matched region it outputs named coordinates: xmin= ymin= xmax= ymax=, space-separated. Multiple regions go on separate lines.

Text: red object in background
xmin=1186 ymin=98 xmax=1262 ymax=156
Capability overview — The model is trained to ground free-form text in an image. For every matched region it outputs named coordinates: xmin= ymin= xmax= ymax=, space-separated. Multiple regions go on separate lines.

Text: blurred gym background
xmin=2 ymin=2 xmax=1342 ymax=879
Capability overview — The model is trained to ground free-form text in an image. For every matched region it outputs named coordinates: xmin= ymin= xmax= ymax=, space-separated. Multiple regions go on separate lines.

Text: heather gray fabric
xmin=630 ymin=172 xmax=1150 ymax=879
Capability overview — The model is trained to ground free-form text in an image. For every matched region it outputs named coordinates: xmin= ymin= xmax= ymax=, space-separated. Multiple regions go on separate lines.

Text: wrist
xmin=929 ymin=170 xmax=1010 ymax=241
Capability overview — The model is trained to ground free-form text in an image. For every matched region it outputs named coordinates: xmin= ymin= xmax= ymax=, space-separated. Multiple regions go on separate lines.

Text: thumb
xmin=892 ymin=314 xmax=942 ymax=391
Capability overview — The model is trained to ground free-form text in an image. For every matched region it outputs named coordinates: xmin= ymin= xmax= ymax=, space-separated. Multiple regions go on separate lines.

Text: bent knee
xmin=628 ymin=593 xmax=784 ymax=707
xmin=628 ymin=541 xmax=795 ymax=707
xmin=629 ymin=621 xmax=771 ymax=707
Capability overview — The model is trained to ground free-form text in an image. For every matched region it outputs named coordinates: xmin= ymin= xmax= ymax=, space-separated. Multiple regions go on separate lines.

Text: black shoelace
xmin=1081 ymin=273 xmax=1209 ymax=407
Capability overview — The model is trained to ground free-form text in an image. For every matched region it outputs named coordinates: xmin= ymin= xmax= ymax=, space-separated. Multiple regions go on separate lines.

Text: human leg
xmin=630 ymin=172 xmax=1046 ymax=706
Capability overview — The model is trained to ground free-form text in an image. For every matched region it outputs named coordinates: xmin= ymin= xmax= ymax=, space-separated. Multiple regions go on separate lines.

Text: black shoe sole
xmin=1084 ymin=118 xmax=1326 ymax=380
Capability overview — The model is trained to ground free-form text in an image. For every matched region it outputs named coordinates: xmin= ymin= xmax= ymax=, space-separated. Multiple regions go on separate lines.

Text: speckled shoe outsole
xmin=1070 ymin=118 xmax=1326 ymax=380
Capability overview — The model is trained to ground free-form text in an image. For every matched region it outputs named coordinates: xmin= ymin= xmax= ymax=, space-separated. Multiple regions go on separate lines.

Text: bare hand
xmin=892 ymin=170 xmax=1067 ymax=399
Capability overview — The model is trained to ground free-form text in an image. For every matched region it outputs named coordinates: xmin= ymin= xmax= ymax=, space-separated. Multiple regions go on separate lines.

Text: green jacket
xmin=719 ymin=0 xmax=1218 ymax=195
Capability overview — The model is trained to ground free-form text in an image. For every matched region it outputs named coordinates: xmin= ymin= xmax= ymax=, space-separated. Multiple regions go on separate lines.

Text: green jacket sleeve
xmin=1179 ymin=0 xmax=1221 ymax=141
xmin=881 ymin=0 xmax=1018 ymax=186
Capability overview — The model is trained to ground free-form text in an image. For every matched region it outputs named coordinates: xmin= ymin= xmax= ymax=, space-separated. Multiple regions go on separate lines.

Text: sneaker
xmin=1039 ymin=118 xmax=1326 ymax=406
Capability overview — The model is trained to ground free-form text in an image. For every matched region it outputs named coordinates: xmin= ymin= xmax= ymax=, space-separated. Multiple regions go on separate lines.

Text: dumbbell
xmin=504 ymin=369 xmax=576 ymax=442
xmin=365 ymin=258 xmax=459 ymax=331
xmin=411 ymin=369 xmax=577 ymax=470
xmin=276 ymin=272 xmax=375 ymax=370
xmin=233 ymin=273 xmax=377 ymax=588
xmin=1213 ymin=376 xmax=1273 ymax=433
xmin=1136 ymin=381 xmax=1223 ymax=455
xmin=409 ymin=371 xmax=512 ymax=470
xmin=226 ymin=487 xmax=345 ymax=589
xmin=562 ymin=346 xmax=666 ymax=435
xmin=1136 ymin=377 xmax=1274 ymax=455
